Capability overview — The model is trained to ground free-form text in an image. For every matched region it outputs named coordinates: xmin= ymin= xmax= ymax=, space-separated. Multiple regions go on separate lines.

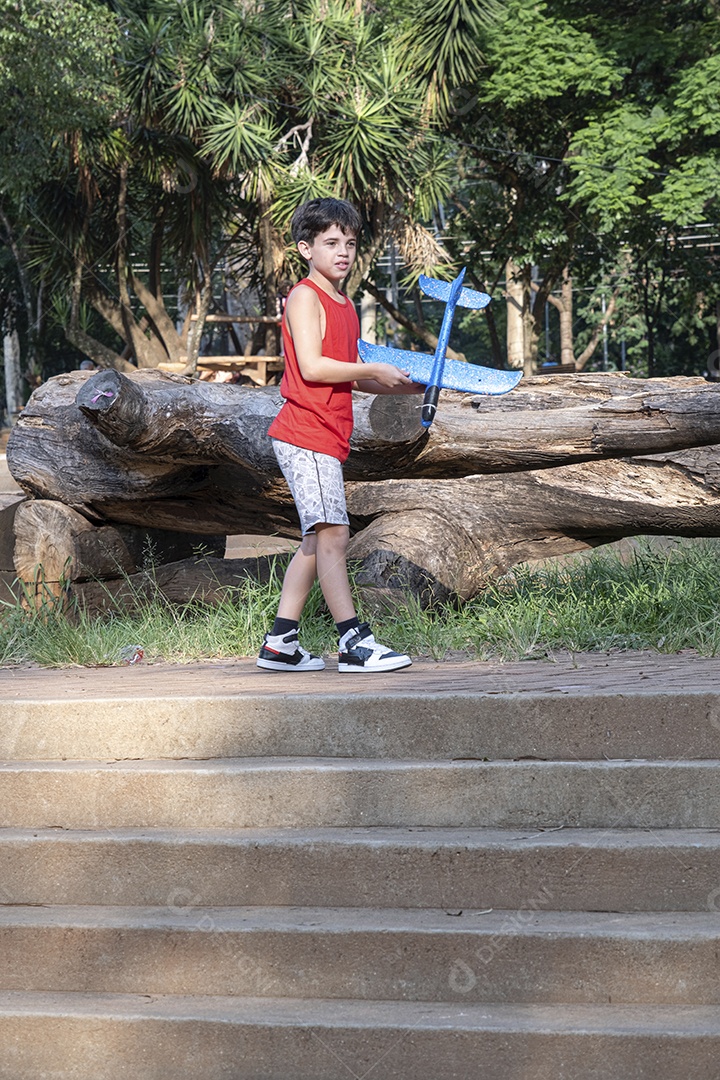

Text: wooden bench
xmin=157 ymin=358 xmax=285 ymax=385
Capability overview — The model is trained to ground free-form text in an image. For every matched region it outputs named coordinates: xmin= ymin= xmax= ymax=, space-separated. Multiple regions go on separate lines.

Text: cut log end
xmin=14 ymin=502 xmax=107 ymax=592
xmin=76 ymin=369 xmax=148 ymax=446
xmin=364 ymin=393 xmax=424 ymax=443
xmin=348 ymin=509 xmax=485 ymax=603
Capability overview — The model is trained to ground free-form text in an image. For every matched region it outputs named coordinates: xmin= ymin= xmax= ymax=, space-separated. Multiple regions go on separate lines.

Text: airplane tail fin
xmin=419 ymin=274 xmax=491 ymax=310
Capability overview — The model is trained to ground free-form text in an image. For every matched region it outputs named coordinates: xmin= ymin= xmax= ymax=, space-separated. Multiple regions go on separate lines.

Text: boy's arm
xmin=354 ymin=377 xmax=424 ymax=395
xmin=287 ymin=286 xmax=415 ymax=388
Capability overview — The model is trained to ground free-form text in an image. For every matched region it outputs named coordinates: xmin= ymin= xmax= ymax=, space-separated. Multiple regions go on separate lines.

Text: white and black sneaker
xmin=337 ymin=622 xmax=412 ymax=673
xmin=257 ymin=631 xmax=325 ymax=671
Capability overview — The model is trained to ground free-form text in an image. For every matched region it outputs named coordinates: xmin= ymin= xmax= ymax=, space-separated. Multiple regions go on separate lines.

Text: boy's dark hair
xmin=291 ymin=198 xmax=362 ymax=245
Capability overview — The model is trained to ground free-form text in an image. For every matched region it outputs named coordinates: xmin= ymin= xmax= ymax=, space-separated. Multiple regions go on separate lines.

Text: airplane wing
xmin=419 ymin=274 xmax=491 ymax=310
xmin=357 ymin=340 xmax=522 ymax=395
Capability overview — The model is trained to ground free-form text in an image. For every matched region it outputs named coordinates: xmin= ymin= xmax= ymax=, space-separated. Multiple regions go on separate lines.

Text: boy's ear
xmin=297 ymin=239 xmax=312 ymax=262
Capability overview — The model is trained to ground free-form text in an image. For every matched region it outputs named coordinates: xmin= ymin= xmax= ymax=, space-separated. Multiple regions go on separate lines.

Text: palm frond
xmin=202 ymin=104 xmax=279 ymax=176
xmin=394 ymin=217 xmax=455 ymax=286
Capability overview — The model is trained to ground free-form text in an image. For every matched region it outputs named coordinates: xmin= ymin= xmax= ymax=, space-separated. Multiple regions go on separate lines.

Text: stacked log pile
xmin=7 ymin=368 xmax=720 ymax=604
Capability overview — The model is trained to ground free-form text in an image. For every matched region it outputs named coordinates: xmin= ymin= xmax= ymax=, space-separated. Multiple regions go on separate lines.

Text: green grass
xmin=2 ymin=538 xmax=720 ymax=667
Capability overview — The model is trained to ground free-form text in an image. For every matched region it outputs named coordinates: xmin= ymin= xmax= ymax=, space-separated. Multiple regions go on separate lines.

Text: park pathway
xmin=0 ymin=652 xmax=718 ymax=1077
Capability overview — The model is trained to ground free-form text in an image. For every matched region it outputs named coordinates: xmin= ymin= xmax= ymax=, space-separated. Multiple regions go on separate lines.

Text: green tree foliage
xmin=0 ymin=0 xmax=119 ymax=406
xmin=558 ymin=0 xmax=720 ymax=375
xmin=390 ymin=0 xmax=720 ymax=376
xmin=1 ymin=0 xmax=719 ymax=385
xmin=0 ymin=0 xmax=119 ymax=195
xmin=564 ymin=0 xmax=720 ymax=229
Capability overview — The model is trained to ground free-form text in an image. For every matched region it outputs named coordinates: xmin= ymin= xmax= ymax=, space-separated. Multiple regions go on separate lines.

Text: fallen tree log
xmin=70 ymin=555 xmax=277 ymax=614
xmin=7 ymin=369 xmax=424 ymax=535
xmin=0 ymin=495 xmax=24 ymax=573
xmin=7 ymin=368 xmax=720 ymax=601
xmin=13 ymin=500 xmax=224 ymax=603
xmin=347 ymin=452 xmax=720 ymax=601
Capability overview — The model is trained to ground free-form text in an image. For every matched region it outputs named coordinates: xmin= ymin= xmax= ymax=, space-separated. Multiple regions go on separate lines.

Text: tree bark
xmin=8 ymin=368 xmax=720 ymax=602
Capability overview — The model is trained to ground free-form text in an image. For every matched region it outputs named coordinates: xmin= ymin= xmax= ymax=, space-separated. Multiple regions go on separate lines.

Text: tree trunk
xmin=116 ymin=163 xmax=159 ymax=370
xmin=3 ymin=327 xmax=23 ymax=421
xmin=484 ymin=302 xmax=504 ymax=368
xmin=258 ymin=196 xmax=281 ymax=356
xmin=559 ymin=270 xmax=573 ymax=366
xmin=131 ymin=273 xmax=186 ymax=364
xmin=0 ymin=208 xmax=39 ymax=381
xmin=8 ymin=368 xmax=720 ymax=602
xmin=545 ymin=268 xmax=574 ymax=367
xmin=65 ymin=325 xmax=136 ymax=373
xmin=522 ymin=264 xmax=536 ymax=376
xmin=505 ymin=259 xmax=524 ymax=370
xmin=576 ymin=287 xmax=620 ymax=371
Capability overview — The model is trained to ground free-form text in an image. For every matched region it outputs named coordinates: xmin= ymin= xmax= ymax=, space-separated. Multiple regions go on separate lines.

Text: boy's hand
xmin=354 ymin=365 xmax=425 ymax=395
xmin=369 ymin=363 xmax=419 ymax=389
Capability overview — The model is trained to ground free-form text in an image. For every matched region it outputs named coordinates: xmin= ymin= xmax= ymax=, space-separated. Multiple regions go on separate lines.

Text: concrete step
xmin=2 ymin=688 xmax=719 ymax=761
xmin=1 ymin=758 xmax=720 ymax=829
xmin=0 ymin=992 xmax=718 ymax=1079
xmin=1 ymin=905 xmax=719 ymax=1005
xmin=1 ymin=826 xmax=718 ymax=912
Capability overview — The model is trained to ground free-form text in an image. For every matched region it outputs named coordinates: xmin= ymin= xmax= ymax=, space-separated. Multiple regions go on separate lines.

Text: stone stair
xmin=0 ymin=675 xmax=719 ymax=1078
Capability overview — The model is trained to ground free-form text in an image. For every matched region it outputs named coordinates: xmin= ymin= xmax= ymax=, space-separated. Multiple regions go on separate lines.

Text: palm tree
xmin=25 ymin=0 xmax=493 ymax=369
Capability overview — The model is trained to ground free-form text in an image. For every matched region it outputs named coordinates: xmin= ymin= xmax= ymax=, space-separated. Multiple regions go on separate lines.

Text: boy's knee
xmin=300 ymin=533 xmax=318 ymax=556
xmin=315 ymin=523 xmax=349 ymax=551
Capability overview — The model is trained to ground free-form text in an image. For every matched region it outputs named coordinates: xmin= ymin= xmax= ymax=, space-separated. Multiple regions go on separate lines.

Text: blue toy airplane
xmin=358 ymin=268 xmax=522 ymax=428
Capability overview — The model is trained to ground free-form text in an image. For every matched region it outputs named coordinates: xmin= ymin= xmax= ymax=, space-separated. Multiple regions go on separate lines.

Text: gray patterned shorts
xmin=272 ymin=439 xmax=349 ymax=536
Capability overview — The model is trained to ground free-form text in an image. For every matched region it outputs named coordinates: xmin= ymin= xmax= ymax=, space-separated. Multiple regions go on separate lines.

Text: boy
xmin=257 ymin=197 xmax=422 ymax=673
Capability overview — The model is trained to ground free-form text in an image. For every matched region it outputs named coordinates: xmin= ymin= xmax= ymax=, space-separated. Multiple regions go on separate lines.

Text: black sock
xmin=271 ymin=617 xmax=299 ymax=637
xmin=336 ymin=616 xmax=360 ymax=639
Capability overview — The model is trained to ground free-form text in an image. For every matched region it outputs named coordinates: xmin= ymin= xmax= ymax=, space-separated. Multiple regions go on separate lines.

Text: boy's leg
xmin=257 ymin=440 xmax=327 ymax=668
xmin=258 ymin=534 xmax=326 ymax=671
xmin=314 ymin=523 xmax=411 ymax=673
xmin=261 ymin=440 xmax=410 ymax=672
xmin=269 ymin=440 xmax=353 ymax=625
xmin=276 ymin=532 xmax=318 ymax=621
xmin=314 ymin=523 xmax=355 ymax=623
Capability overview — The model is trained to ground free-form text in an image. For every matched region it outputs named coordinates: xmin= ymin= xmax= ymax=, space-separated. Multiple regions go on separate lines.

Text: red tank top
xmin=268 ymin=278 xmax=360 ymax=462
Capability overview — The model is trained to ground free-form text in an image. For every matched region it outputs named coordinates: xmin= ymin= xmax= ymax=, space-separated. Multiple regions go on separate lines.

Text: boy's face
xmin=298 ymin=224 xmax=357 ymax=284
